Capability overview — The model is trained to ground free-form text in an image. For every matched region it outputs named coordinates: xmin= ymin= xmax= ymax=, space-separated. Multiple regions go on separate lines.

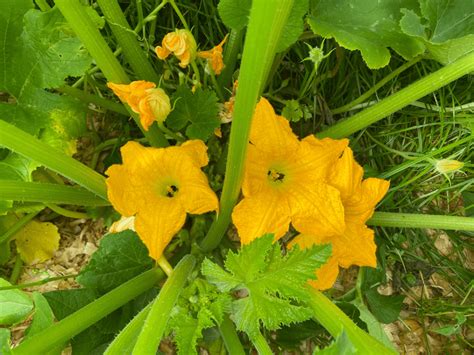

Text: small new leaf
xmin=202 ymin=234 xmax=331 ymax=338
xmin=166 ymin=86 xmax=220 ymax=141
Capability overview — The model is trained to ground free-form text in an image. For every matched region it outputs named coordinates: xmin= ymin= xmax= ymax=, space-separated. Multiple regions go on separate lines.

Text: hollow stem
xmin=199 ymin=0 xmax=295 ymax=252
xmin=219 ymin=316 xmax=245 ymax=355
xmin=251 ymin=330 xmax=273 ymax=355
xmin=308 ymin=290 xmax=396 ymax=354
xmin=13 ymin=268 xmax=164 ymax=355
xmin=368 ymin=212 xmax=474 ymax=231
xmin=132 ymin=255 xmax=196 ymax=354
xmin=317 ymin=52 xmax=474 ymax=139
xmin=97 ymin=0 xmax=160 ymax=82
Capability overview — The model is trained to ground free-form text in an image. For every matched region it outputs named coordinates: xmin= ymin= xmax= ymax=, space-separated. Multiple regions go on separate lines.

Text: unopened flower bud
xmin=139 ymin=88 xmax=171 ymax=129
xmin=155 ymin=29 xmax=197 ymax=68
xmin=435 ymin=159 xmax=464 ymax=174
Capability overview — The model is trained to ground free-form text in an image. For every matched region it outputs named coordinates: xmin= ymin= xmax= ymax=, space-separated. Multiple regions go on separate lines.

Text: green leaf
xmin=0 ymin=5 xmax=90 ymax=135
xmin=202 ymin=234 xmax=331 ymax=338
xmin=217 ymin=0 xmax=252 ymax=31
xmin=275 ymin=0 xmax=309 ymax=52
xmin=167 ymin=279 xmax=232 ymax=354
xmin=351 ymin=300 xmax=395 ymax=351
xmin=315 ymin=331 xmax=357 ymax=354
xmin=24 ymin=293 xmax=61 ymax=355
xmin=282 ymin=100 xmax=304 ymax=122
xmin=167 ymin=86 xmax=220 ymax=141
xmin=77 ymin=231 xmax=154 ymax=294
xmin=0 ymin=328 xmax=12 ymax=355
xmin=399 ymin=0 xmax=474 ymax=64
xmin=361 ymin=268 xmax=404 ymax=324
xmin=0 ymin=278 xmax=33 ymax=325
xmin=308 ymin=0 xmax=425 ymax=68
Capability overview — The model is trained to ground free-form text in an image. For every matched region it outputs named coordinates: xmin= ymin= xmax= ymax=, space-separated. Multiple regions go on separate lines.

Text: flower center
xmin=165 ymin=184 xmax=179 ymax=198
xmin=267 ymin=169 xmax=285 ymax=183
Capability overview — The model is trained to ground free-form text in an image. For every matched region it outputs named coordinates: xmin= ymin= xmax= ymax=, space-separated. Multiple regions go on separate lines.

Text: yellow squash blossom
xmin=232 ymin=98 xmax=348 ymax=245
xmin=198 ymin=34 xmax=228 ymax=75
xmin=155 ymin=29 xmax=197 ymax=68
xmin=108 ymin=81 xmax=171 ymax=131
xmin=290 ymin=147 xmax=390 ymax=290
xmin=106 ymin=140 xmax=218 ymax=260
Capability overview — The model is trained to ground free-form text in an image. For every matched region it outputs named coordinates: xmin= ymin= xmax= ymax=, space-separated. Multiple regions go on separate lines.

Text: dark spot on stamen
xmin=268 ymin=169 xmax=285 ymax=182
xmin=166 ymin=185 xmax=178 ymax=197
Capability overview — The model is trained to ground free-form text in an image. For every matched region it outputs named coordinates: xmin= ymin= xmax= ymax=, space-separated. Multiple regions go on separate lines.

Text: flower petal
xmin=345 ymin=177 xmax=390 ymax=223
xmin=232 ymin=192 xmax=291 ymax=245
xmin=249 ymin=98 xmax=299 ymax=155
xmin=105 ymin=163 xmax=138 ymax=216
xmin=328 ymin=146 xmax=363 ymax=200
xmin=289 ymin=234 xmax=339 ymax=290
xmin=180 ymin=140 xmax=210 ymax=167
xmin=333 ymin=223 xmax=377 ymax=268
xmin=288 ymin=182 xmax=345 ymax=237
xmin=135 ymin=199 xmax=186 ymax=260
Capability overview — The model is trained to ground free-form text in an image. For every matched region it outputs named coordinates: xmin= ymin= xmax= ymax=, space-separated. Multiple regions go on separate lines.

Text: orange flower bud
xmin=197 ymin=34 xmax=228 ymax=75
xmin=155 ymin=29 xmax=197 ymax=68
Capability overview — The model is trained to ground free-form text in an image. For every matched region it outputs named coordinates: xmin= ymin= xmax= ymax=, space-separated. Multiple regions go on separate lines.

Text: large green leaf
xmin=77 ymin=231 xmax=154 ymax=294
xmin=399 ymin=0 xmax=474 ymax=64
xmin=308 ymin=0 xmax=425 ymax=68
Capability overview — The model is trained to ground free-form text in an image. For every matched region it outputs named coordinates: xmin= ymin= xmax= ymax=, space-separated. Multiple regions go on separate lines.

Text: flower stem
xmin=308 ymin=290 xmax=397 ymax=354
xmin=368 ymin=212 xmax=474 ymax=231
xmin=251 ymin=330 xmax=273 ymax=355
xmin=0 ymin=120 xmax=107 ymax=198
xmin=96 ymin=0 xmax=160 ymax=82
xmin=57 ymin=85 xmax=129 ymax=115
xmin=13 ymin=268 xmax=164 ymax=355
xmin=54 ymin=0 xmax=167 ymax=148
xmin=45 ymin=204 xmax=89 ymax=219
xmin=317 ymin=52 xmax=474 ymax=139
xmin=132 ymin=255 xmax=196 ymax=354
xmin=219 ymin=316 xmax=245 ymax=355
xmin=156 ymin=255 xmax=174 ymax=276
xmin=199 ymin=0 xmax=295 ymax=252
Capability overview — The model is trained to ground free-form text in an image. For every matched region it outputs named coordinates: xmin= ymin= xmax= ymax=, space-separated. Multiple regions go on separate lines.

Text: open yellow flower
xmin=155 ymin=29 xmax=197 ymax=68
xmin=198 ymin=34 xmax=228 ymax=75
xmin=108 ymin=81 xmax=171 ymax=131
xmin=232 ymin=98 xmax=348 ymax=244
xmin=290 ymin=147 xmax=390 ymax=290
xmin=106 ymin=140 xmax=218 ymax=260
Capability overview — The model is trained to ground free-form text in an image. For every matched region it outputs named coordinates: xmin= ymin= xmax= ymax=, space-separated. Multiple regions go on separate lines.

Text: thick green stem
xmin=219 ymin=316 xmax=245 ymax=355
xmin=309 ymin=290 xmax=396 ymax=354
xmin=251 ymin=330 xmax=273 ymax=355
xmin=58 ymin=85 xmax=129 ymax=116
xmin=0 ymin=120 xmax=107 ymax=199
xmin=54 ymin=0 xmax=167 ymax=147
xmin=317 ymin=52 xmax=474 ymax=139
xmin=0 ymin=181 xmax=109 ymax=206
xmin=97 ymin=0 xmax=160 ymax=82
xmin=368 ymin=212 xmax=474 ymax=231
xmin=217 ymin=29 xmax=244 ymax=92
xmin=13 ymin=268 xmax=164 ymax=355
xmin=331 ymin=56 xmax=422 ymax=114
xmin=200 ymin=0 xmax=295 ymax=251
xmin=104 ymin=303 xmax=152 ymax=354
xmin=132 ymin=255 xmax=196 ymax=354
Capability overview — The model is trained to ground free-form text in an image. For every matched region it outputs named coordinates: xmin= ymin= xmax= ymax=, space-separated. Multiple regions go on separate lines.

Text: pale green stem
xmin=45 ymin=204 xmax=89 ymax=219
xmin=368 ymin=212 xmax=474 ymax=231
xmin=132 ymin=255 xmax=196 ymax=354
xmin=251 ymin=330 xmax=273 ymax=355
xmin=317 ymin=52 xmax=474 ymax=139
xmin=200 ymin=0 xmax=295 ymax=251
xmin=0 ymin=120 xmax=107 ymax=199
